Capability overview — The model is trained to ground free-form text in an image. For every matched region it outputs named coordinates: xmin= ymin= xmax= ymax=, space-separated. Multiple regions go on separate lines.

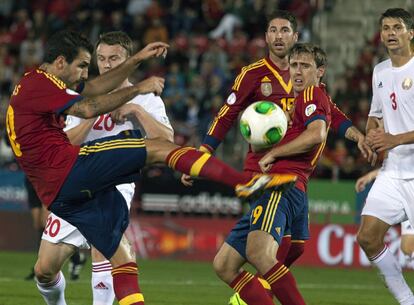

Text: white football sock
xmin=36 ymin=271 xmax=66 ymax=305
xmin=92 ymin=260 xmax=115 ymax=305
xmin=371 ymin=247 xmax=414 ymax=305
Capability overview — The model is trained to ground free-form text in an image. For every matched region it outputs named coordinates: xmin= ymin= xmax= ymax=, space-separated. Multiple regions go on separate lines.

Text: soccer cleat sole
xmin=235 ymin=174 xmax=297 ymax=200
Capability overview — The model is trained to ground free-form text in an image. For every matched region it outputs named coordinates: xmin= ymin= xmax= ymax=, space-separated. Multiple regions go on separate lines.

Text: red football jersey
xmin=246 ymin=86 xmax=332 ymax=191
xmin=202 ymin=57 xmax=350 ymax=174
xmin=6 ymin=69 xmax=83 ymax=206
xmin=206 ymin=56 xmax=294 ymax=144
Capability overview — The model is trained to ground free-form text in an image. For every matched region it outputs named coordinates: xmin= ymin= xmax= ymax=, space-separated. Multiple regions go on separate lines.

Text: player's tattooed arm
xmin=65 ymin=77 xmax=165 ymax=118
xmin=82 ymin=42 xmax=168 ymax=97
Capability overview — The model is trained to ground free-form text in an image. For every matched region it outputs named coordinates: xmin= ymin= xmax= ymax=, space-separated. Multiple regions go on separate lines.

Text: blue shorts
xmin=226 ymin=187 xmax=309 ymax=259
xmin=51 ymin=129 xmax=147 ymax=258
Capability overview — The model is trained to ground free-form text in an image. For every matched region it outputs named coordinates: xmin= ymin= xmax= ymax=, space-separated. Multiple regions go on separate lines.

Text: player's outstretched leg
xmin=163 ymin=146 xmax=297 ymax=198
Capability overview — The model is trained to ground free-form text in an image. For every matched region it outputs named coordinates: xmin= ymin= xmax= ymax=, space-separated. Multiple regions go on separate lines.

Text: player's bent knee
xmin=356 ymin=228 xmax=382 ymax=252
xmin=246 ymin=247 xmax=263 ymax=267
xmin=34 ymin=260 xmax=57 ymax=283
xmin=212 ymin=253 xmax=228 ymax=278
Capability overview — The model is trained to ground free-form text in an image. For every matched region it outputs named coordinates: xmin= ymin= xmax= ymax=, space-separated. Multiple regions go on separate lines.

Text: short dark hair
xmin=266 ymin=10 xmax=298 ymax=32
xmin=96 ymin=31 xmax=134 ymax=56
xmin=43 ymin=30 xmax=93 ymax=64
xmin=379 ymin=8 xmax=414 ymax=30
xmin=288 ymin=43 xmax=327 ymax=68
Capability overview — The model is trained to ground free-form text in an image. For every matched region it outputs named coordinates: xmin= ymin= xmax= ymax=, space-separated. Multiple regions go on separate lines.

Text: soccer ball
xmin=239 ymin=101 xmax=287 ymax=147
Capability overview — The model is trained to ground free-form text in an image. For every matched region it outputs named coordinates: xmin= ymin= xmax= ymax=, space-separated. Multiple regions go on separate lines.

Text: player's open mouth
xmin=387 ymin=38 xmax=398 ymax=44
xmin=294 ymin=79 xmax=303 ymax=84
xmin=274 ymin=43 xmax=284 ymax=48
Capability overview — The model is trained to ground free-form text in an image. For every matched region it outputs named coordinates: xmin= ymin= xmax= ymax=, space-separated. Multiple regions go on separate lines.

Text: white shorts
xmin=362 ymin=171 xmax=414 ymax=227
xmin=42 ymin=183 xmax=134 ymax=248
xmin=402 ymin=220 xmax=414 ymax=236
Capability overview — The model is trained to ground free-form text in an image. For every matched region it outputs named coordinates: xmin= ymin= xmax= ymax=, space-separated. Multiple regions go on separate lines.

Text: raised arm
xmin=111 ymin=104 xmax=174 ymax=142
xmin=259 ymin=119 xmax=327 ymax=172
xmin=82 ymin=42 xmax=168 ymax=97
xmin=65 ymin=119 xmax=96 ymax=145
xmin=64 ymin=76 xmax=164 ymax=118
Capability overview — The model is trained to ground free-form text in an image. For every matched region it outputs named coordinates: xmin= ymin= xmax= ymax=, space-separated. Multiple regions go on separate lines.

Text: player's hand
xmin=357 ymin=136 xmax=373 ymax=160
xmin=355 ymin=175 xmax=370 ymax=192
xmin=181 ymin=174 xmax=194 ymax=186
xmin=259 ymin=152 xmax=277 ymax=173
xmin=134 ymin=42 xmax=169 ymax=62
xmin=370 ymin=129 xmax=400 ymax=152
xmin=284 ymin=110 xmax=293 ymax=128
xmin=136 ymin=76 xmax=165 ymax=96
xmin=111 ymin=104 xmax=141 ymax=124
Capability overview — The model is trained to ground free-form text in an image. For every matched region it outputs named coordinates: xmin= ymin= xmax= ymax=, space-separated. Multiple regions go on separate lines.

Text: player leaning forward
xmin=6 ymin=30 xmax=295 ymax=305
xmin=40 ymin=31 xmax=174 ymax=305
xmin=357 ymin=7 xmax=414 ymax=305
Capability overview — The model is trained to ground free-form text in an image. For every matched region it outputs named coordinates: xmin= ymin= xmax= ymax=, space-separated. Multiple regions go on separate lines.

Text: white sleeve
xmin=368 ymin=70 xmax=382 ymax=118
xmin=132 ymin=94 xmax=172 ymax=129
xmin=64 ymin=115 xmax=83 ymax=132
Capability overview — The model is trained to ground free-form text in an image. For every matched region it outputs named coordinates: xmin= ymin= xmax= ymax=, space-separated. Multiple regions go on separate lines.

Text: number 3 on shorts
xmin=251 ymin=205 xmax=263 ymax=225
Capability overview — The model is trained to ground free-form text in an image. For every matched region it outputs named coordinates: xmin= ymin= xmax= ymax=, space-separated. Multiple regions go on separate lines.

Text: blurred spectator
xmin=127 ymin=0 xmax=152 ymax=16
xmin=143 ymin=18 xmax=168 ymax=44
xmin=19 ymin=29 xmax=43 ymax=71
xmin=209 ymin=0 xmax=246 ymax=42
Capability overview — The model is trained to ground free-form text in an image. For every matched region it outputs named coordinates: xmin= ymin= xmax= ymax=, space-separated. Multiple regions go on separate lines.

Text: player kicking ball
xmin=6 ymin=30 xmax=296 ymax=305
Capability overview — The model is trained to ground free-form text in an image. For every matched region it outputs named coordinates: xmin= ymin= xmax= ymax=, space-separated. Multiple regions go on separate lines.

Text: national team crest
xmin=261 ymin=82 xmax=272 ymax=97
xmin=402 ymin=77 xmax=413 ymax=90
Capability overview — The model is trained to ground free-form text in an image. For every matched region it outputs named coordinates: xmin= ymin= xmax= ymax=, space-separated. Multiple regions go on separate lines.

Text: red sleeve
xmin=299 ymin=86 xmax=331 ymax=126
xmin=28 ymin=71 xmax=83 ymax=114
xmin=202 ymin=69 xmax=257 ymax=151
xmin=329 ymin=96 xmax=352 ymax=137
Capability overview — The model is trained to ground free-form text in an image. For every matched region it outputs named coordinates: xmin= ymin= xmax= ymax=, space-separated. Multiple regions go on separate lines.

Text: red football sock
xmin=112 ymin=262 xmax=144 ymax=305
xmin=263 ymin=262 xmax=306 ymax=305
xmin=253 ymin=235 xmax=292 ymax=296
xmin=276 ymin=235 xmax=292 ymax=263
xmin=230 ymin=271 xmax=274 ymax=305
xmin=284 ymin=240 xmax=305 ymax=267
xmin=166 ymin=147 xmax=250 ymax=187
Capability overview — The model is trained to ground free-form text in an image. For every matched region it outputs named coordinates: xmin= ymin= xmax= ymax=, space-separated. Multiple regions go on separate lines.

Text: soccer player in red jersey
xmin=6 ymin=30 xmax=295 ymax=305
xmin=214 ymin=43 xmax=332 ymax=305
xmin=182 ymin=10 xmax=372 ymax=305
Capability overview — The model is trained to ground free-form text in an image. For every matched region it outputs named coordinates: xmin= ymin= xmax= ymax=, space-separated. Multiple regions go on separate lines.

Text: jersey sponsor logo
xmin=66 ymin=88 xmax=79 ymax=95
xmin=402 ymin=78 xmax=413 ymax=90
xmin=261 ymin=82 xmax=272 ymax=97
xmin=305 ymin=104 xmax=317 ymax=117
xmin=226 ymin=92 xmax=236 ymax=105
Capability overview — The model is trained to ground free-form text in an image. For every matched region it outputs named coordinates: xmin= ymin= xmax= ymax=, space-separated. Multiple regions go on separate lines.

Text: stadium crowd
xmin=0 ymin=0 xmax=388 ymax=180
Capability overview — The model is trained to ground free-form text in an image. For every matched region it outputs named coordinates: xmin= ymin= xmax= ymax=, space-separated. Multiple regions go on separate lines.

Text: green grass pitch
xmin=0 ymin=251 xmax=413 ymax=305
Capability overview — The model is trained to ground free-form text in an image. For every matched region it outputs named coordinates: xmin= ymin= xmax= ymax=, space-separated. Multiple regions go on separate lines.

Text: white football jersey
xmin=369 ymin=57 xmax=414 ymax=178
xmin=65 ymin=91 xmax=172 ymax=198
xmin=65 ymin=92 xmax=172 ymax=141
